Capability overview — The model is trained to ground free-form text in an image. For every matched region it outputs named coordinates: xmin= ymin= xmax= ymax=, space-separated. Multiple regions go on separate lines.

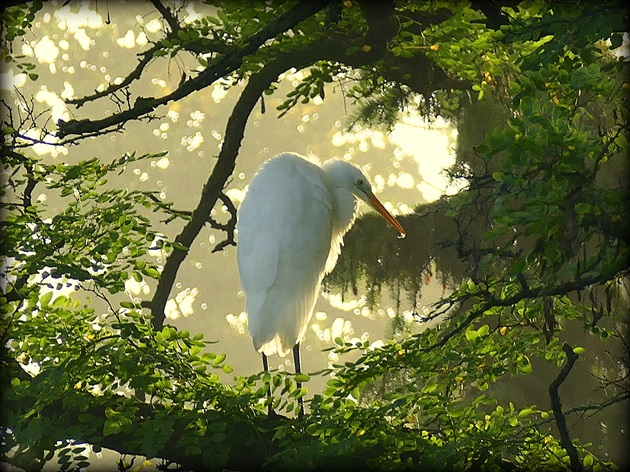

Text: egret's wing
xmin=237 ymin=154 xmax=331 ymax=292
xmin=237 ymin=153 xmax=334 ymax=355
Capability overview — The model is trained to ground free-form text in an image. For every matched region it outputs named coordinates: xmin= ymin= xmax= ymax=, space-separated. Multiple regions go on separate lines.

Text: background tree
xmin=1 ymin=1 xmax=629 ymax=471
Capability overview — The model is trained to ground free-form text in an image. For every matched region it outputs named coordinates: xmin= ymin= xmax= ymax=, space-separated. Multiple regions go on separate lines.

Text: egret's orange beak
xmin=365 ymin=191 xmax=406 ymax=238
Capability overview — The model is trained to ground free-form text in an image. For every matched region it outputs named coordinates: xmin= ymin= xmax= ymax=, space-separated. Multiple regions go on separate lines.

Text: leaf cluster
xmin=1 ymin=151 xmax=188 ymax=299
xmin=1 ymin=1 xmax=44 ymax=80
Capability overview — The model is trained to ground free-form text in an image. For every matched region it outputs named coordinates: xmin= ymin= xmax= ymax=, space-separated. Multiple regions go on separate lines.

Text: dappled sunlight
xmin=125 ymin=278 xmax=151 ymax=297
xmin=0 ymin=69 xmax=27 ymax=89
xmin=389 ymin=113 xmax=460 ymax=202
xmin=225 ymin=311 xmax=248 ymax=335
xmin=322 ymin=291 xmax=363 ymax=311
xmin=165 ymin=287 xmax=199 ymax=320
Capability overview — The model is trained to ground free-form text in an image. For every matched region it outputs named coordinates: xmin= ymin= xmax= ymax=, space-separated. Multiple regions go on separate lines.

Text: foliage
xmin=1 ymin=1 xmax=629 ymax=471
xmin=1 ymin=151 xmax=173 ymax=297
xmin=1 ymin=1 xmax=44 ymax=80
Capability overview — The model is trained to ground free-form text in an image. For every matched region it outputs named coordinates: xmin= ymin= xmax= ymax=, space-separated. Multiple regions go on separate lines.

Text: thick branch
xmin=0 ymin=357 xmax=429 ymax=472
xmin=358 ymin=0 xmax=397 ymax=52
xmin=57 ymin=0 xmax=330 ymax=138
xmin=0 ymin=358 xmax=273 ymax=471
xmin=549 ymin=343 xmax=581 ymax=472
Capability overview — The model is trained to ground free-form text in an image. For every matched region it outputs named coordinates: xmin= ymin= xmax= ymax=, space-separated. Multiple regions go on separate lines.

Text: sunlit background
xmin=2 ymin=2 xmax=461 ymax=384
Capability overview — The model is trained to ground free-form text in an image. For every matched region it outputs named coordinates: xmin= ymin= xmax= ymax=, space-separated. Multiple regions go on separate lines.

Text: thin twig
xmin=209 ymin=193 xmax=237 ymax=253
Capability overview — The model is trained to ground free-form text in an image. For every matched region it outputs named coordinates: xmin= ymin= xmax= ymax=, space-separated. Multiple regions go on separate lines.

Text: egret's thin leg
xmin=262 ymin=352 xmax=269 ymax=371
xmin=262 ymin=353 xmax=273 ymax=416
xmin=292 ymin=343 xmax=305 ymax=418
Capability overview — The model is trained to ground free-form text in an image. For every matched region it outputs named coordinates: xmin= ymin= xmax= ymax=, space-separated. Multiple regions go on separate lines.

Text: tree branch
xmin=57 ymin=0 xmax=330 ymax=138
xmin=426 ymin=262 xmax=629 ymax=354
xmin=150 ymin=0 xmax=180 ymax=33
xmin=549 ymin=343 xmax=581 ymax=472
xmin=65 ymin=12 xmax=230 ymax=109
xmin=0 ymin=357 xmax=273 ymax=471
xmin=1 ymin=356 xmax=431 ymax=472
xmin=65 ymin=42 xmax=163 ymax=109
xmin=358 ymin=0 xmax=397 ymax=53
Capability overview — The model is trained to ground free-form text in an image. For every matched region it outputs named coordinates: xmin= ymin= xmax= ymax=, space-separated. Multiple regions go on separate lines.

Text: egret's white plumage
xmin=237 ymin=152 xmax=405 ymax=357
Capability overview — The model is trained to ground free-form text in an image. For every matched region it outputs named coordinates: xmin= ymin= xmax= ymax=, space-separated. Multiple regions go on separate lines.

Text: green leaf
xmin=509 ymin=258 xmax=526 ymax=275
xmin=518 ymin=408 xmax=535 ymax=417
xmin=422 ymin=383 xmax=438 ymax=394
xmin=574 ymin=202 xmax=591 ymax=214
xmin=40 ymin=291 xmax=53 ymax=306
xmin=465 ymin=328 xmax=479 ymax=342
xmin=583 ymin=454 xmax=594 ymax=467
xmin=172 ymin=241 xmax=189 ymax=251
xmin=508 ymin=81 xmax=521 ymax=94
xmin=492 ymin=172 xmax=504 ymax=182
xmin=212 ymin=353 xmax=226 ymax=366
xmin=212 ymin=433 xmax=227 ymax=443
xmin=143 ymin=267 xmax=160 ymax=278
xmin=52 ymin=295 xmax=67 ymax=307
xmin=103 ymin=418 xmax=122 ymax=436
xmin=614 ymin=133 xmax=628 ymax=148
xmin=295 ymin=373 xmax=310 ymax=383
xmin=518 ymin=355 xmax=532 ymax=374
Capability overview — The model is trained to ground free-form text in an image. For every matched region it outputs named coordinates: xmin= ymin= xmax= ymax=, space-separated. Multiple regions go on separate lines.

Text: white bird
xmin=236 ymin=152 xmax=405 ymax=414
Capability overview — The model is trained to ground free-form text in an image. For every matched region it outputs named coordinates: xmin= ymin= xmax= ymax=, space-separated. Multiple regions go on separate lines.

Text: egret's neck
xmin=322 ymin=159 xmax=361 ymax=238
xmin=331 ymin=188 xmax=358 ymax=237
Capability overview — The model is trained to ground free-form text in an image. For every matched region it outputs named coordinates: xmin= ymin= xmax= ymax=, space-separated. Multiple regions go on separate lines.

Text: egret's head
xmin=323 ymin=159 xmax=405 ymax=238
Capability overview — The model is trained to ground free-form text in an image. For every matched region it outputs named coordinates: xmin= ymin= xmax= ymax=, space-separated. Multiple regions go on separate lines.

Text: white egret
xmin=236 ymin=152 xmax=405 ymax=415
